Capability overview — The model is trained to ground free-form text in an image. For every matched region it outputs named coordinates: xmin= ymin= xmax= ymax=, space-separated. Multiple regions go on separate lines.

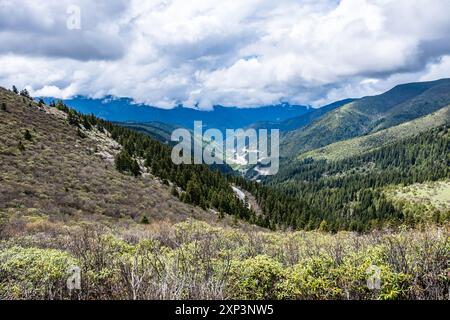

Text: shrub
xmin=77 ymin=128 xmax=87 ymax=139
xmin=1 ymin=102 xmax=6 ymax=111
xmin=227 ymin=255 xmax=285 ymax=299
xmin=0 ymin=246 xmax=78 ymax=300
xmin=281 ymin=255 xmax=342 ymax=300
xmin=19 ymin=89 xmax=31 ymax=99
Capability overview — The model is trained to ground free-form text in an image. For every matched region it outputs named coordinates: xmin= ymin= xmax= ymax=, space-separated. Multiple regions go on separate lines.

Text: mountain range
xmin=281 ymin=78 xmax=450 ymax=157
xmin=43 ymin=97 xmax=312 ymax=132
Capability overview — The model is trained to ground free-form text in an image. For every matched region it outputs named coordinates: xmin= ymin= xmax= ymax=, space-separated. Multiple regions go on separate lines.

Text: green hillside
xmin=249 ymin=99 xmax=354 ymax=132
xmin=282 ymin=79 xmax=450 ymax=157
xmin=117 ymin=121 xmax=178 ymax=144
xmin=300 ymin=105 xmax=450 ymax=161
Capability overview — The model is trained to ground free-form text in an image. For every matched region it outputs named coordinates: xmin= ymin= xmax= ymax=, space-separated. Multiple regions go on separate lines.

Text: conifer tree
xmin=24 ymin=129 xmax=32 ymax=141
xmin=19 ymin=89 xmax=31 ymax=99
xmin=140 ymin=215 xmax=150 ymax=224
xmin=17 ymin=140 xmax=25 ymax=151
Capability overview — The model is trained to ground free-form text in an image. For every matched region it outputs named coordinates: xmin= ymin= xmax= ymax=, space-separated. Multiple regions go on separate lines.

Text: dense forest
xmin=233 ymin=125 xmax=449 ymax=232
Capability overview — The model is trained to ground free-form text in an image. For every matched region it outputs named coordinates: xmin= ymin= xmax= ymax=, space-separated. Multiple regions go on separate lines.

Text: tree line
xmin=50 ymin=100 xmax=253 ymax=221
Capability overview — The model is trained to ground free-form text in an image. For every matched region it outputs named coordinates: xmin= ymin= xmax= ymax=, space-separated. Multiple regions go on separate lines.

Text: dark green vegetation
xmin=243 ymin=125 xmax=449 ymax=231
xmin=118 ymin=121 xmax=178 ymax=144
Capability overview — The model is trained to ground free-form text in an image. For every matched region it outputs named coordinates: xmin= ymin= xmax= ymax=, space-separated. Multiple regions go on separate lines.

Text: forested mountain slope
xmin=282 ymin=79 xmax=450 ymax=157
xmin=243 ymin=124 xmax=450 ymax=231
xmin=300 ymin=105 xmax=450 ymax=161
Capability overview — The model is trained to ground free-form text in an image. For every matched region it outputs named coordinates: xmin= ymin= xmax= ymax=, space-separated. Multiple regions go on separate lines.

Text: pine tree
xmin=115 ymin=151 xmax=141 ymax=177
xmin=67 ymin=111 xmax=79 ymax=127
xmin=24 ymin=129 xmax=32 ymax=141
xmin=19 ymin=89 xmax=31 ymax=99
xmin=140 ymin=215 xmax=150 ymax=224
xmin=77 ymin=128 xmax=87 ymax=139
xmin=17 ymin=140 xmax=25 ymax=151
xmin=1 ymin=102 xmax=6 ymax=111
xmin=12 ymin=85 xmax=18 ymax=94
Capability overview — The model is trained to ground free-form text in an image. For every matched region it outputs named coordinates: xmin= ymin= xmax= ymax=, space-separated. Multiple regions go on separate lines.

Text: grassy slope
xmin=0 ymin=87 xmax=230 ymax=227
xmin=248 ymin=99 xmax=354 ymax=133
xmin=387 ymin=180 xmax=450 ymax=212
xmin=299 ymin=105 xmax=450 ymax=161
xmin=384 ymin=180 xmax=450 ymax=224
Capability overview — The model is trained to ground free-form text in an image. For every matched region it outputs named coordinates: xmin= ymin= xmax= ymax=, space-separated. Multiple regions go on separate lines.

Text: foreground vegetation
xmin=0 ymin=218 xmax=448 ymax=300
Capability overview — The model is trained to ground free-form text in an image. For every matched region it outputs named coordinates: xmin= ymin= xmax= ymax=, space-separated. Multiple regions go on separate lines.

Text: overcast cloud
xmin=0 ymin=0 xmax=449 ymax=109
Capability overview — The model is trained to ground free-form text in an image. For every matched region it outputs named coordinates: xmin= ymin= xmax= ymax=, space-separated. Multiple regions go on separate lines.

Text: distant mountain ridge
xmin=117 ymin=121 xmax=179 ymax=144
xmin=42 ymin=97 xmax=312 ymax=132
xmin=248 ymin=99 xmax=355 ymax=132
xmin=299 ymin=105 xmax=450 ymax=161
xmin=281 ymin=78 xmax=450 ymax=157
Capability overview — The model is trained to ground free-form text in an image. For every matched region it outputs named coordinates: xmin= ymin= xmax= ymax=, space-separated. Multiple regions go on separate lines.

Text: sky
xmin=1 ymin=0 xmax=450 ymax=109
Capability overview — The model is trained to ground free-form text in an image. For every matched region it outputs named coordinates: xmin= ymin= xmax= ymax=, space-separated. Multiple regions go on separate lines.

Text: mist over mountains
xmin=43 ymin=97 xmax=312 ymax=131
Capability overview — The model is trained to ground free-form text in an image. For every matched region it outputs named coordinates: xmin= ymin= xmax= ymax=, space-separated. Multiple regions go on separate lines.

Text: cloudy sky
xmin=1 ymin=0 xmax=450 ymax=109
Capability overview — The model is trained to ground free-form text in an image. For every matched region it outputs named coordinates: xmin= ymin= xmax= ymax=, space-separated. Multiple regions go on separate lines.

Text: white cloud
xmin=0 ymin=0 xmax=449 ymax=109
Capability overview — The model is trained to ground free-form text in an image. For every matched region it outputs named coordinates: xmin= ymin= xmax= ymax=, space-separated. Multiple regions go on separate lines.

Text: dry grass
xmin=0 ymin=87 xmax=246 ymax=229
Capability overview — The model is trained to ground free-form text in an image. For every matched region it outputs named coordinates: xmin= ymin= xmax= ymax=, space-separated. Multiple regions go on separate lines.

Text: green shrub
xmin=0 ymin=246 xmax=78 ymax=299
xmin=281 ymin=255 xmax=342 ymax=300
xmin=227 ymin=255 xmax=285 ymax=300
